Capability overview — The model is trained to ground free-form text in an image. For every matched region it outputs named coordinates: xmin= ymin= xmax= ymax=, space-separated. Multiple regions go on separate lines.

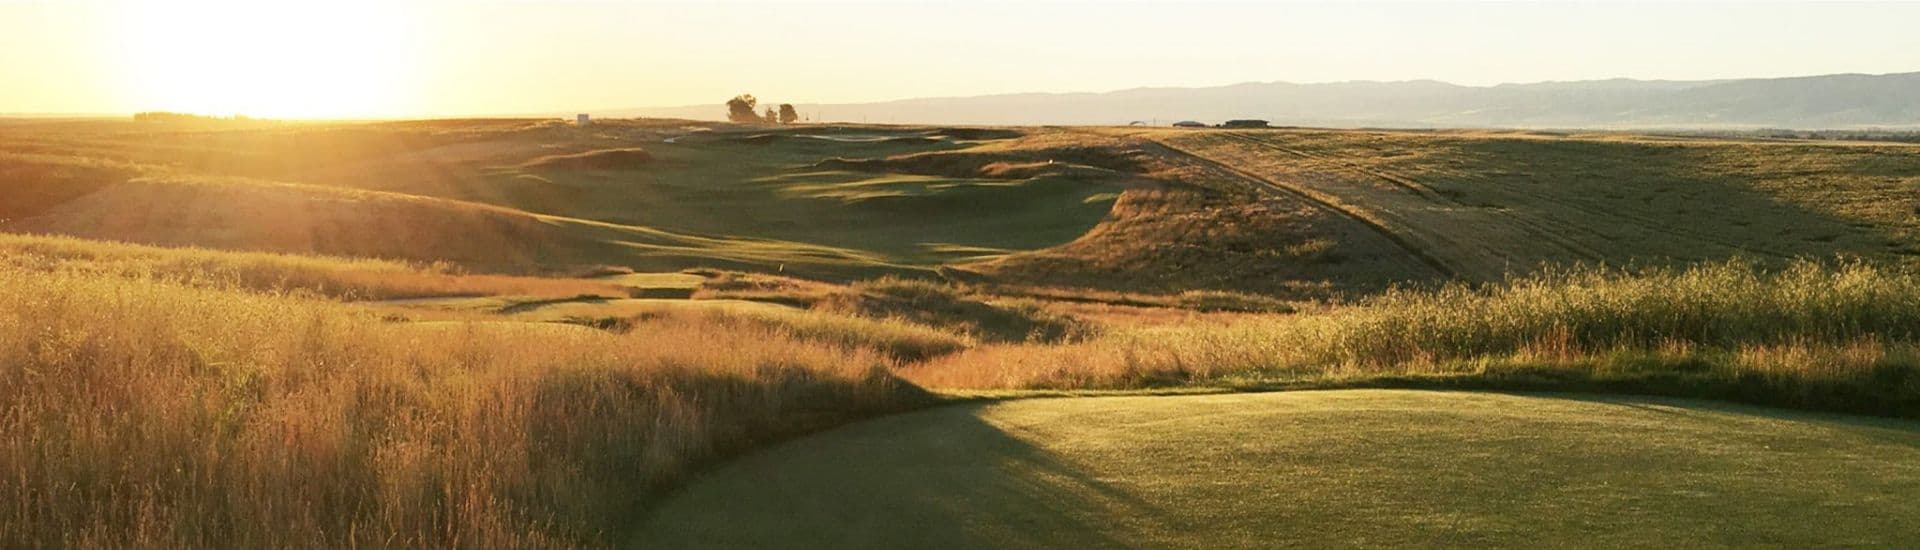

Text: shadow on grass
xmin=1546 ymin=392 xmax=1920 ymax=452
xmin=1437 ymin=137 xmax=1912 ymax=266
xmin=1206 ymin=363 xmax=1920 ymax=420
xmin=628 ymin=403 xmax=1176 ymax=549
xmin=632 ymin=386 xmax=1920 ymax=549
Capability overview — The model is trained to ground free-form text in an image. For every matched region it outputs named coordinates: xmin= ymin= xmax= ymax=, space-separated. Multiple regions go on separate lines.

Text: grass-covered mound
xmin=520 ymin=148 xmax=654 ymax=171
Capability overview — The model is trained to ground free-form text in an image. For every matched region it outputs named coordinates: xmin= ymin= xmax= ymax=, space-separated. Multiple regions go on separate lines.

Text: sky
xmin=3 ymin=0 xmax=1919 ymax=118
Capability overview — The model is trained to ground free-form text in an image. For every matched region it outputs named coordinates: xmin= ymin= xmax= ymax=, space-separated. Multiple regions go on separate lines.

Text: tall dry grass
xmin=0 ymin=267 xmax=926 ymax=548
xmin=818 ymin=276 xmax=1096 ymax=344
xmin=911 ymin=260 xmax=1920 ymax=415
xmin=0 ymin=233 xmax=619 ymax=300
xmin=686 ymin=307 xmax=973 ymax=362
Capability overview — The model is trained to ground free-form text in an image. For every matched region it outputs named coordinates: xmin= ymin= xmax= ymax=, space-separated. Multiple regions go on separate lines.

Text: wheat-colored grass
xmin=0 ymin=266 xmax=924 ymax=548
xmin=672 ymin=306 xmax=974 ymax=362
xmin=0 ymin=232 xmax=619 ymax=300
xmin=910 ymin=260 xmax=1920 ymax=415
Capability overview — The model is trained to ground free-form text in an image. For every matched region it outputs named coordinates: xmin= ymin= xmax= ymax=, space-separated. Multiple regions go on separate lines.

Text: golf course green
xmin=632 ymin=390 xmax=1920 ymax=548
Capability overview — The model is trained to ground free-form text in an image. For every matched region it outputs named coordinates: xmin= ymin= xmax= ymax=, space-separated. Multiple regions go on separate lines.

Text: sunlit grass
xmin=663 ymin=306 xmax=973 ymax=363
xmin=0 ymin=266 xmax=926 ymax=548
xmin=0 ymin=232 xmax=619 ymax=300
xmin=911 ymin=260 xmax=1920 ymax=415
xmin=7 ymin=115 xmax=1920 ymax=546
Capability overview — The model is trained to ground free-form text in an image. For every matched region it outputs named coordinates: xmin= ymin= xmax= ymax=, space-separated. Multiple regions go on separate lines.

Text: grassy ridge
xmin=0 ymin=152 xmax=144 ymax=220
xmin=0 ymin=232 xmax=619 ymax=300
xmin=0 ymin=267 xmax=928 ymax=548
xmin=913 ymin=260 xmax=1920 ymax=415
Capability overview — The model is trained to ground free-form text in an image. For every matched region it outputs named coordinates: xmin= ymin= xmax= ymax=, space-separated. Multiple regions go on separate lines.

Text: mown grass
xmin=0 ymin=232 xmax=619 ymax=300
xmin=911 ymin=260 xmax=1920 ymax=416
xmin=635 ymin=390 xmax=1920 ymax=549
xmin=0 ymin=266 xmax=928 ymax=548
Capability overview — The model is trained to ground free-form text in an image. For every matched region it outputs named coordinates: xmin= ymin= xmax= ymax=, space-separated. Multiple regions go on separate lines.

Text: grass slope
xmin=973 ymin=130 xmax=1444 ymax=298
xmin=633 ymin=390 xmax=1920 ymax=549
xmin=13 ymin=120 xmax=1920 ymax=295
xmin=0 ymin=157 xmax=918 ymax=278
xmin=1142 ymin=128 xmax=1920 ymax=282
xmin=0 ymin=232 xmax=620 ymax=300
xmin=1 ymin=120 xmax=1142 ymax=280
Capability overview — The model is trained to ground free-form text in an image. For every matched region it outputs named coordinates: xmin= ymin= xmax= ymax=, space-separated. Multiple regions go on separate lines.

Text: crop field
xmin=6 ymin=118 xmax=1920 ymax=548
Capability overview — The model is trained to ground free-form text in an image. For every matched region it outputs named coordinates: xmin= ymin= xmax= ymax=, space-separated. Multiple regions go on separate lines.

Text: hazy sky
xmin=4 ymin=0 xmax=1919 ymax=118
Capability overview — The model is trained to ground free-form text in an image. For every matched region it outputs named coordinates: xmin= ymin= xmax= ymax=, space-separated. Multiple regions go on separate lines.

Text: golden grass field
xmin=0 ymin=263 xmax=932 ymax=547
xmin=5 ymin=117 xmax=1920 ymax=547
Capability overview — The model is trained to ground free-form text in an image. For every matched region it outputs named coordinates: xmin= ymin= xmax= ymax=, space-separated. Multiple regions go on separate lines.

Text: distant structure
xmin=1222 ymin=119 xmax=1270 ymax=129
xmin=576 ymin=114 xmax=591 ymax=127
xmin=1172 ymin=120 xmax=1207 ymax=128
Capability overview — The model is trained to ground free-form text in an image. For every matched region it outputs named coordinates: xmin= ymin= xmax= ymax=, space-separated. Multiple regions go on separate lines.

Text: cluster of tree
xmin=725 ymin=94 xmax=800 ymax=124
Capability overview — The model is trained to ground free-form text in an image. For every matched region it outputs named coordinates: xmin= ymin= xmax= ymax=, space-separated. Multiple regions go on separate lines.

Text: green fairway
xmin=632 ymin=390 xmax=1920 ymax=548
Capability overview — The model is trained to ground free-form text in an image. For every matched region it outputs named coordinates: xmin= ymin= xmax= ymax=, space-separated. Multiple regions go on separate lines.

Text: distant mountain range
xmin=609 ymin=72 xmax=1920 ymax=129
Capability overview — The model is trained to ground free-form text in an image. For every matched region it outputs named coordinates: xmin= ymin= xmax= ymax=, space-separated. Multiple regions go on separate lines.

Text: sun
xmin=118 ymin=0 xmax=420 ymax=119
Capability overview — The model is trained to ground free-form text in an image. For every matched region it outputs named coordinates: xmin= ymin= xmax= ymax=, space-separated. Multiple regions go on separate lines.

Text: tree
xmin=763 ymin=107 xmax=777 ymax=124
xmin=778 ymin=104 xmax=799 ymax=124
xmin=725 ymin=94 xmax=759 ymax=122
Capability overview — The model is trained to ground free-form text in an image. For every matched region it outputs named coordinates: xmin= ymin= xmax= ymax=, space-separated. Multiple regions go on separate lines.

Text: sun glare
xmin=118 ymin=1 xmax=419 ymax=119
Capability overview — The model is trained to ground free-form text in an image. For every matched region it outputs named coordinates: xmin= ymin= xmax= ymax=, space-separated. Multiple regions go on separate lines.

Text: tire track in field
xmin=1231 ymin=131 xmax=1793 ymax=261
xmin=1221 ymin=132 xmax=1612 ymax=266
xmin=1230 ymin=131 xmax=1634 ymax=261
xmin=1137 ymin=135 xmax=1463 ymax=280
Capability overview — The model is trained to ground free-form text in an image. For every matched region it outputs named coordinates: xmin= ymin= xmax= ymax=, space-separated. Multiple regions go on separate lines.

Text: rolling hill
xmin=7 ymin=118 xmax=1920 ymax=298
xmin=11 ymin=116 xmax=1920 ymax=548
xmin=0 ymin=119 xmax=1146 ymax=280
xmin=614 ymin=72 xmax=1920 ymax=129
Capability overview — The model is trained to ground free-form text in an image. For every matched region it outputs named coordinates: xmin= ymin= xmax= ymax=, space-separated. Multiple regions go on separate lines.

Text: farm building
xmin=1223 ymin=119 xmax=1270 ymax=128
xmin=1172 ymin=120 xmax=1207 ymax=128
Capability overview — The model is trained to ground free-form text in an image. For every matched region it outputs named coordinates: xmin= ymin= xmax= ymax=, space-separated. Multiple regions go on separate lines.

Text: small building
xmin=1222 ymin=119 xmax=1270 ymax=129
xmin=1171 ymin=120 xmax=1207 ymax=128
xmin=576 ymin=114 xmax=591 ymax=127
